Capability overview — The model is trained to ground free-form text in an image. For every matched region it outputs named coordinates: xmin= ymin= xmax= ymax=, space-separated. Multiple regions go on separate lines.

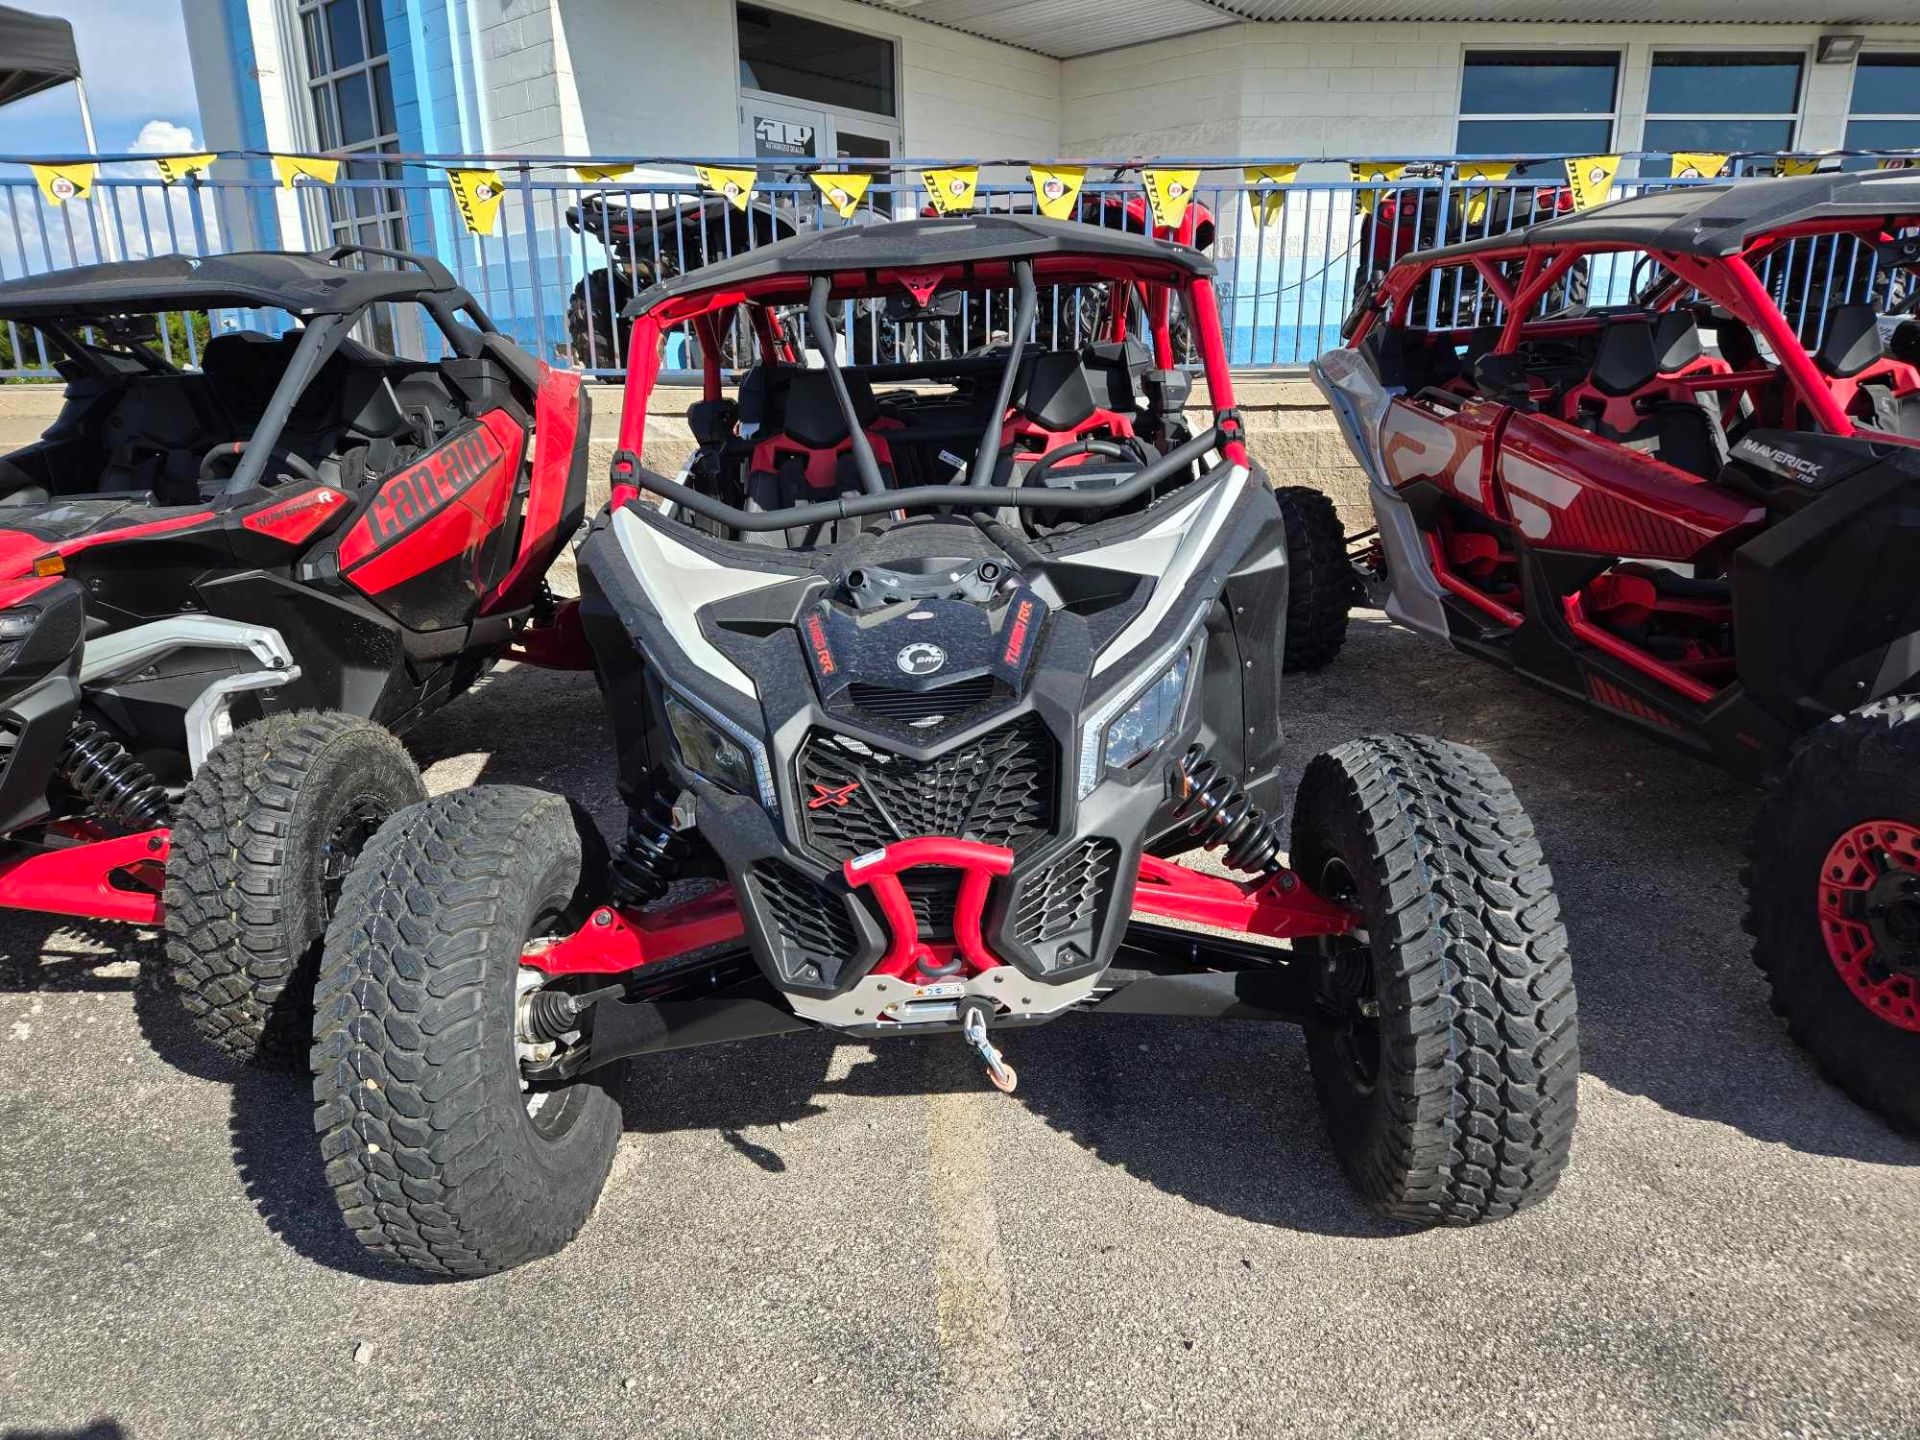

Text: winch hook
xmin=959 ymin=1000 xmax=1017 ymax=1094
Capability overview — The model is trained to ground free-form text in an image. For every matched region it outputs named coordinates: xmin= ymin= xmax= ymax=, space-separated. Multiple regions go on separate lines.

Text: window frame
xmin=1844 ymin=50 xmax=1920 ymax=157
xmin=733 ymin=2 xmax=903 ymax=128
xmin=1641 ymin=46 xmax=1807 ymax=160
xmin=293 ymin=0 xmax=412 ymax=353
xmin=1453 ymin=45 xmax=1622 ymax=156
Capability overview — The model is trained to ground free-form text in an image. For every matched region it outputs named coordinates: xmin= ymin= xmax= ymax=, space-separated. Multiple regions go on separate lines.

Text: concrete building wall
xmin=1061 ymin=20 xmax=1920 ymax=163
xmin=478 ymin=0 xmax=1062 ymax=158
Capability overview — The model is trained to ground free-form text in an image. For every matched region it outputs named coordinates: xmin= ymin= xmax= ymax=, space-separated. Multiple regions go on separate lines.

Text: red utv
xmin=0 ymin=247 xmax=589 ymax=1065
xmin=1314 ymin=172 xmax=1920 ymax=1131
xmin=304 ymin=215 xmax=1578 ymax=1277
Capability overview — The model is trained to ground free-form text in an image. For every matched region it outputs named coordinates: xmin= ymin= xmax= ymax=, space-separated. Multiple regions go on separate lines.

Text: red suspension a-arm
xmin=523 ymin=849 xmax=1357 ymax=978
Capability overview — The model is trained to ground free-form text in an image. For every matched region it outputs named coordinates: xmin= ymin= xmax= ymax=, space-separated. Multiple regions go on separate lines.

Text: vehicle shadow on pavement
xmin=617 ymin=1020 xmax=1404 ymax=1238
xmin=2 ymin=1421 xmax=131 ymax=1440
xmin=0 ymin=920 xmax=240 ymax=1084
xmin=1287 ymin=615 xmax=1920 ymax=1169
xmin=225 ymin=1067 xmax=439 ymax=1285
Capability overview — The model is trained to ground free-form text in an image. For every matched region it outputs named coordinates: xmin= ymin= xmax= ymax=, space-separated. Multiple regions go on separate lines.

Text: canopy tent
xmin=0 ymin=5 xmax=80 ymax=111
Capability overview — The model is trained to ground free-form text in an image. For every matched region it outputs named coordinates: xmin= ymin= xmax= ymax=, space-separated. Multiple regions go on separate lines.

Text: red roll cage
xmin=1356 ymin=214 xmax=1920 ymax=440
xmin=612 ymin=234 xmax=1246 ymax=473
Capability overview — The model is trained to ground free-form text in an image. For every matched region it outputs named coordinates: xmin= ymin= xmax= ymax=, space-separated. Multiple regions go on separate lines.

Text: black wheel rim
xmin=320 ymin=795 xmax=393 ymax=921
xmin=1314 ymin=855 xmax=1381 ymax=1093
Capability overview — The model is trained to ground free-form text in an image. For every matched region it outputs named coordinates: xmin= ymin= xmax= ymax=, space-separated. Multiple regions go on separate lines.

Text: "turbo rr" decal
xmin=359 ymin=425 xmax=504 ymax=550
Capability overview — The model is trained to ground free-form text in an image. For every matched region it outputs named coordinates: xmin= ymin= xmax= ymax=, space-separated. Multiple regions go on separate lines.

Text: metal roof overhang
xmin=855 ymin=0 xmax=1920 ymax=59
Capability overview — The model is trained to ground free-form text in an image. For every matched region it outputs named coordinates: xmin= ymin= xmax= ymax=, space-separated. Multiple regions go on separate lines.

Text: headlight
xmin=1077 ymin=647 xmax=1193 ymax=799
xmin=0 ymin=607 xmax=38 ymax=642
xmin=663 ymin=690 xmax=779 ymax=813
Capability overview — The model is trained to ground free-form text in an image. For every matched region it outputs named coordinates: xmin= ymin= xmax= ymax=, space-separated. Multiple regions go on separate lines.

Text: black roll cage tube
xmin=807 ymin=275 xmax=888 ymax=497
xmin=632 ymin=421 xmax=1225 ymax=534
xmin=801 ymin=260 xmax=1038 ymax=495
xmin=209 ymin=291 xmax=507 ymax=507
xmin=965 ymin=259 xmax=1037 ymax=488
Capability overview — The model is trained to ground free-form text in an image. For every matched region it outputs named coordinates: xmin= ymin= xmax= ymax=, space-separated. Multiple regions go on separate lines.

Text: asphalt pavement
xmin=2 ymin=610 xmax=1916 ymax=1440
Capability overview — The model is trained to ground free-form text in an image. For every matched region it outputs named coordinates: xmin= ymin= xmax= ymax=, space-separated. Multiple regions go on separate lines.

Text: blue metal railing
xmin=0 ymin=153 xmax=1912 ymax=379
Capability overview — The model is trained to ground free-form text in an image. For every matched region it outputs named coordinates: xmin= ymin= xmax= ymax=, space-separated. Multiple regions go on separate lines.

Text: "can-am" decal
xmin=355 ymin=424 xmax=506 ymax=552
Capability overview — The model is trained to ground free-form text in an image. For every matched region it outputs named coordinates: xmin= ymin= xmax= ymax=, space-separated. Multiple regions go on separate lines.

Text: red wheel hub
xmin=1817 ymin=820 xmax=1920 ymax=1034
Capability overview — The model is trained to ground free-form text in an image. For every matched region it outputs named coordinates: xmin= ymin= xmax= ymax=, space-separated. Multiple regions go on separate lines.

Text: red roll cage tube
xmin=612 ymin=238 xmax=1249 ymax=474
xmin=1358 ymin=214 xmax=1920 ymax=442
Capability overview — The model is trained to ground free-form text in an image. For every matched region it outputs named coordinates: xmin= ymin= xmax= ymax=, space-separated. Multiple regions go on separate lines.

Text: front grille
xmin=842 ymin=676 xmax=1003 ymax=730
xmin=797 ymin=713 xmax=1056 ymax=862
xmin=904 ymin=871 xmax=962 ymax=939
xmin=748 ymin=860 xmax=859 ymax=986
xmin=1015 ymin=838 xmax=1120 ymax=948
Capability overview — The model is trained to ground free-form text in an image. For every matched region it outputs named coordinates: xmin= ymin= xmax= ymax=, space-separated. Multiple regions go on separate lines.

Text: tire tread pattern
xmin=166 ymin=711 xmax=422 ymax=1068
xmin=312 ymin=785 xmax=620 ymax=1279
xmin=1275 ymin=485 xmax=1355 ymax=674
xmin=1298 ymin=733 xmax=1578 ymax=1224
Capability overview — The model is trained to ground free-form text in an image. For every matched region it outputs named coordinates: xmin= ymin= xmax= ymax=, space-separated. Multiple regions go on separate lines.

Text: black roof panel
xmin=0 ymin=249 xmax=466 ymax=321
xmin=628 ymin=213 xmax=1212 ymax=316
xmin=1410 ymin=171 xmax=1920 ymax=266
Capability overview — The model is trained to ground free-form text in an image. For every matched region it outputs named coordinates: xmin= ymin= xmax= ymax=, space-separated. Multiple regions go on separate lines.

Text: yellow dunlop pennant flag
xmin=573 ymin=165 xmax=632 ymax=183
xmin=1142 ymin=168 xmax=1202 ymax=231
xmin=811 ymin=171 xmax=873 ymax=219
xmin=29 ymin=163 xmax=95 ymax=205
xmin=1563 ymin=154 xmax=1621 ymax=211
xmin=1879 ymin=156 xmax=1917 ymax=170
xmin=1349 ymin=162 xmax=1407 ymax=216
xmin=272 ymin=155 xmax=340 ymax=188
xmin=1775 ymin=156 xmax=1821 ymax=177
xmin=447 ymin=168 xmax=508 ymax=236
xmin=1028 ymin=164 xmax=1086 ymax=221
xmin=154 ymin=153 xmax=217 ymax=184
xmin=1456 ymin=161 xmax=1514 ymax=226
xmin=696 ymin=165 xmax=759 ymax=211
xmin=922 ymin=166 xmax=978 ymax=215
xmin=1244 ymin=165 xmax=1298 ymax=227
xmin=1670 ymin=151 xmax=1729 ymax=181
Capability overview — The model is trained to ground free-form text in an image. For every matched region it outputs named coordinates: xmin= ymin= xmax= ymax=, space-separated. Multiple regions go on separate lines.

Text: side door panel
xmin=1379 ymin=394 xmax=1506 ymax=519
xmin=336 ymin=410 xmax=529 ymax=631
xmin=1497 ymin=412 xmax=1761 ymax=562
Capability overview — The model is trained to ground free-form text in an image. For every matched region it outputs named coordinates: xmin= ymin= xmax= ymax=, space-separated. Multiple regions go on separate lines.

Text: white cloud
xmin=130 ymin=119 xmax=196 ymax=155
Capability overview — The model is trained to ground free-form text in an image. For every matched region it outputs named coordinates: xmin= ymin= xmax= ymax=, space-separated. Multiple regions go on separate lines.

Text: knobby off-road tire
xmin=1276 ymin=485 xmax=1355 ymax=674
xmin=1746 ymin=698 xmax=1920 ymax=1134
xmin=1291 ymin=734 xmax=1578 ymax=1225
xmin=313 ymin=785 xmax=624 ymax=1279
xmin=166 ymin=711 xmax=425 ymax=1069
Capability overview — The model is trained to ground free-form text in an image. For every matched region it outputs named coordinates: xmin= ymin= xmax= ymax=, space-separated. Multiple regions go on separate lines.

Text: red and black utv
xmin=0 ymin=247 xmax=589 ymax=1065
xmin=1314 ymin=171 xmax=1920 ymax=1131
xmin=307 ymin=215 xmax=1579 ymax=1278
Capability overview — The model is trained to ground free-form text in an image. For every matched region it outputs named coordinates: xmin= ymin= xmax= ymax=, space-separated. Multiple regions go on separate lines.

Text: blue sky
xmin=2 ymin=0 xmax=201 ymax=157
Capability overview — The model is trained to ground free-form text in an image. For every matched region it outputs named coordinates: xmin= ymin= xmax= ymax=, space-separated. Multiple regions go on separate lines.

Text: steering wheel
xmin=1022 ymin=436 xmax=1156 ymax=489
xmin=198 ymin=442 xmax=324 ymax=492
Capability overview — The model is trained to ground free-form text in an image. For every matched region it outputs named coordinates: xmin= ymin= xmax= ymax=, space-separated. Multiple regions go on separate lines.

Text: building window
xmin=1846 ymin=53 xmax=1920 ymax=156
xmin=1643 ymin=51 xmax=1803 ymax=158
xmin=1457 ymin=50 xmax=1618 ymax=156
xmin=737 ymin=5 xmax=896 ymax=120
xmin=299 ymin=0 xmax=407 ymax=264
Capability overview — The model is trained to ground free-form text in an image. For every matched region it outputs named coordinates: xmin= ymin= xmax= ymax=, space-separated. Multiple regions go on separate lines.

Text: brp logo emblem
xmin=896 ymin=642 xmax=946 ymax=677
